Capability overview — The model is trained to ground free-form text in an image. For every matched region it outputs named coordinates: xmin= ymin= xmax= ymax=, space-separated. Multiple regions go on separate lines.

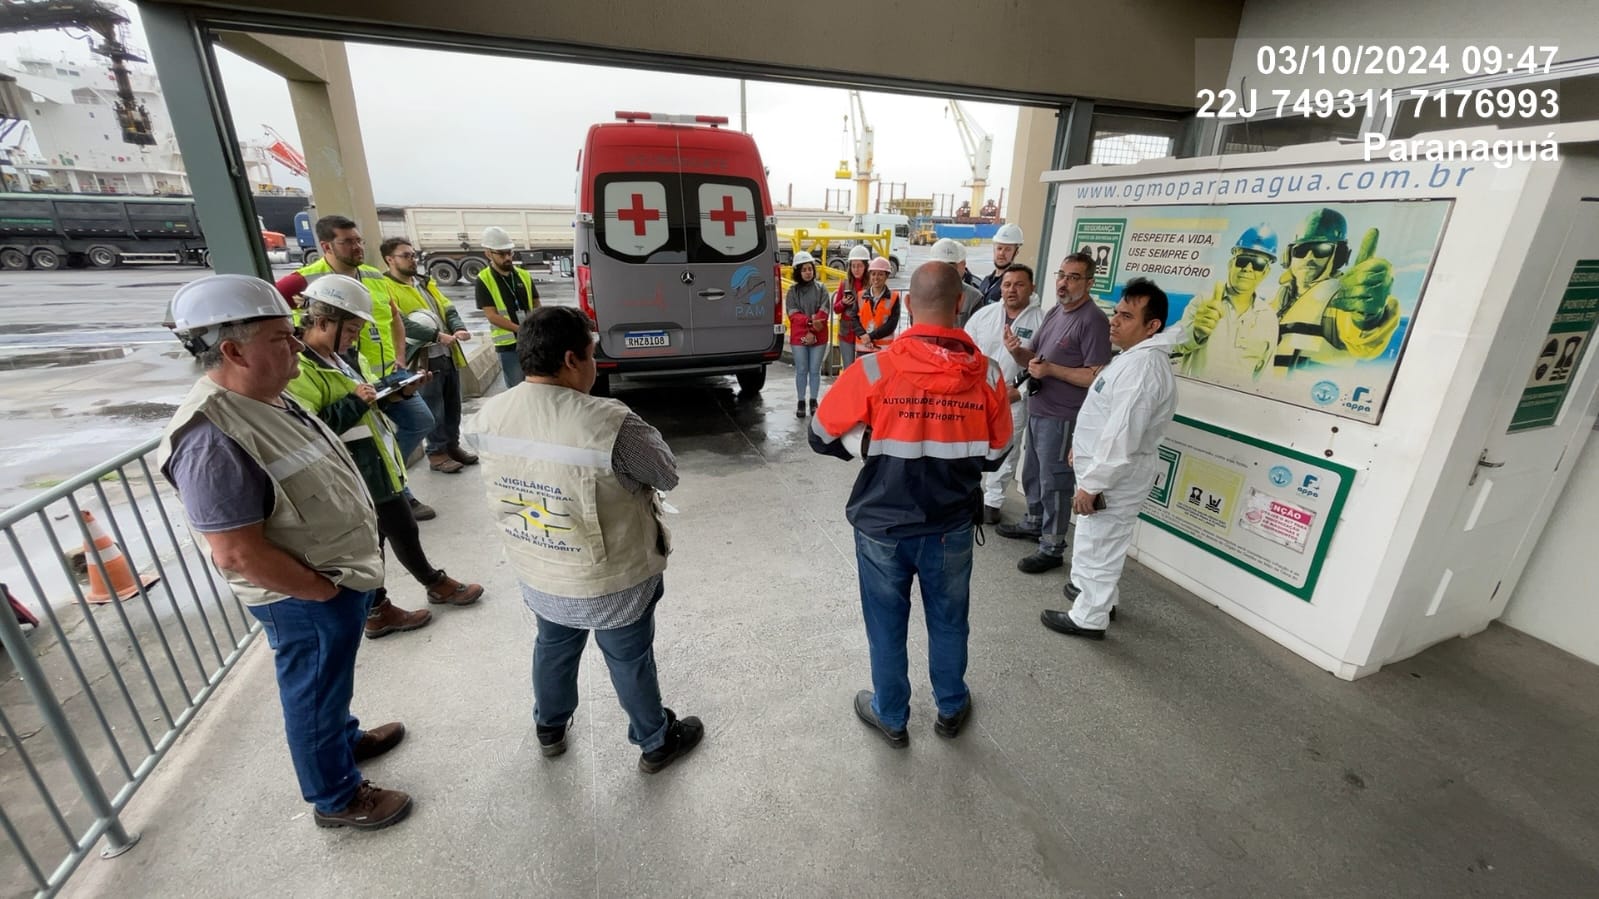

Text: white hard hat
xmin=994 ymin=223 xmax=1024 ymax=246
xmin=929 ymin=238 xmax=966 ymax=264
xmin=481 ymin=226 xmax=515 ymax=251
xmin=302 ymin=273 xmax=374 ymax=322
xmin=405 ymin=309 xmax=444 ymax=351
xmin=169 ymin=274 xmax=292 ymax=348
xmin=847 ymin=245 xmax=871 ymax=262
xmin=792 ymin=250 xmax=817 ymax=267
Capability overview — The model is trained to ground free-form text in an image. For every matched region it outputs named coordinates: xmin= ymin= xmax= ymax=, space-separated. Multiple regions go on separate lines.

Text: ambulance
xmin=575 ymin=111 xmax=784 ymax=396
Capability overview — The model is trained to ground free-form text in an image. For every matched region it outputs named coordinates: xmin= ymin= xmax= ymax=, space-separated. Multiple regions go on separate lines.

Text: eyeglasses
xmin=1290 ymin=242 xmax=1338 ymax=259
xmin=1056 ymin=272 xmax=1086 ymax=282
xmin=390 ymin=252 xmax=419 ymax=261
xmin=1232 ymin=255 xmax=1270 ymax=271
xmin=331 ymin=237 xmax=364 ymax=247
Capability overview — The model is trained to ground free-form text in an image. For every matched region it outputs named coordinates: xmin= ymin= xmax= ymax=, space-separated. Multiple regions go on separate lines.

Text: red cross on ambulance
xmin=603 ymin=181 xmax=670 ymax=255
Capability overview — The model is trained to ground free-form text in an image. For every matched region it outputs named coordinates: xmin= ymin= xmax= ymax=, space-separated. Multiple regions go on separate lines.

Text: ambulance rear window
xmin=596 ymin=174 xmax=686 ymax=263
xmin=687 ymin=176 xmax=766 ymax=263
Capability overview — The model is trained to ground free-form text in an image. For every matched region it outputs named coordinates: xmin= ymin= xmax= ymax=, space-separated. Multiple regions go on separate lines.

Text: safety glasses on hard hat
xmin=1290 ymin=242 xmax=1338 ymax=259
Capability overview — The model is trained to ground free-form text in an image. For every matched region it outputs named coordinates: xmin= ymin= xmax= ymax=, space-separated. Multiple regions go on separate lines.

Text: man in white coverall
xmin=1040 ymin=278 xmax=1180 ymax=640
xmin=962 ymin=263 xmax=1044 ymax=524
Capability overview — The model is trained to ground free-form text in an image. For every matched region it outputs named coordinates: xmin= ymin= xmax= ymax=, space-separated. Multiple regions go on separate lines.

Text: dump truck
xmin=0 ymin=191 xmax=286 ymax=269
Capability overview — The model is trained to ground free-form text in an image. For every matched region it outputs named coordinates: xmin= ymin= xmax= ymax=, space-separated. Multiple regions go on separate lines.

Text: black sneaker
xmin=536 ymin=720 xmax=569 ymax=758
xmin=1018 ymin=551 xmax=1065 ymax=573
xmin=934 ymin=698 xmax=972 ymax=739
xmin=638 ymin=708 xmax=704 ymax=774
xmin=995 ymin=522 xmax=1041 ymax=541
xmin=853 ymin=689 xmax=909 ymax=748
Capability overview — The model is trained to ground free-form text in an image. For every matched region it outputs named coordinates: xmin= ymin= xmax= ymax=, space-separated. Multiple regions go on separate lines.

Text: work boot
xmin=408 ymin=496 xmax=436 ymax=521
xmin=638 ymin=708 xmax=705 ymax=773
xmin=353 ymin=722 xmax=406 ymax=762
xmin=995 ymin=521 xmax=1042 ymax=541
xmin=808 ymin=398 xmax=818 ymax=416
xmin=795 ymin=400 xmax=806 ymax=419
xmin=935 ymin=697 xmax=973 ymax=739
xmin=1018 ymin=551 xmax=1065 ymax=574
xmin=1040 ymin=609 xmax=1106 ymax=641
xmin=365 ymin=594 xmax=432 ymax=639
xmin=428 ymin=452 xmax=464 ymax=474
xmin=982 ymin=505 xmax=1002 ymax=525
xmin=313 ymin=781 xmax=412 ymax=831
xmin=536 ymin=720 xmax=570 ymax=758
xmin=853 ymin=690 xmax=908 ymax=748
xmin=446 ymin=443 xmax=479 ymax=466
xmin=425 ymin=571 xmax=483 ymax=606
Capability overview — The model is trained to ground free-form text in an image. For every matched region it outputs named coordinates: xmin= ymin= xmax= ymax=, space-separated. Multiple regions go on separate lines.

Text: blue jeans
xmin=419 ymin=362 xmax=462 ymax=454
xmin=1021 ymin=414 xmax=1075 ymax=555
xmin=498 ymin=348 xmax=522 ymax=390
xmin=384 ymin=378 xmax=434 ymax=462
xmin=530 ymin=580 xmax=669 ymax=752
xmin=853 ymin=526 xmax=974 ymax=729
xmin=248 ymin=588 xmax=371 ymax=814
xmin=792 ymin=343 xmax=826 ymax=403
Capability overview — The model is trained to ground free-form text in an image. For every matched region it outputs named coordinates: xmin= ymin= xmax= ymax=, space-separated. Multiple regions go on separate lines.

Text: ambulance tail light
xmin=773 ymin=261 xmax=784 ymax=326
xmin=577 ymin=263 xmax=597 ymax=323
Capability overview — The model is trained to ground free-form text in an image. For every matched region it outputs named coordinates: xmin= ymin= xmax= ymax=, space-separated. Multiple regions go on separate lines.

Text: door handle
xmin=697 ymin=289 xmax=726 ymax=300
xmin=1468 ymin=449 xmax=1505 ymax=487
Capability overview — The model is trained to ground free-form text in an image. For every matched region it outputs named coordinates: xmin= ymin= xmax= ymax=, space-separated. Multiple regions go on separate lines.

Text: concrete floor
xmin=47 ymin=364 xmax=1599 ymax=898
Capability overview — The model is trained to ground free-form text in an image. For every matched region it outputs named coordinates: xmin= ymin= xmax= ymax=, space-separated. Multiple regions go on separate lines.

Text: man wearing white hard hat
xmin=288 ymin=274 xmax=484 ymax=639
xmin=381 ymin=236 xmax=478 ymax=473
xmin=475 ymin=226 xmax=540 ymax=389
xmin=158 ymin=274 xmax=413 ymax=832
xmin=929 ymin=238 xmax=983 ymax=328
xmin=971 ymin=223 xmax=1024 ymax=321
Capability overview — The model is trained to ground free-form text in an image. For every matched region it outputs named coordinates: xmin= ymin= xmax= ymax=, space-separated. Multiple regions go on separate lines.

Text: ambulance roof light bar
xmin=614 ymin=111 xmax=729 ymax=127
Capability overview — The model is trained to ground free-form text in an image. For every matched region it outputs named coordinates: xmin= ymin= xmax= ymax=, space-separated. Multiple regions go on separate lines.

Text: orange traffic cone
xmin=80 ymin=511 xmax=159 ymax=604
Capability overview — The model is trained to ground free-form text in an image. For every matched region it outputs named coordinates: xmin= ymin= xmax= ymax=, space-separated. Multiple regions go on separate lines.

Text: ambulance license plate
xmin=624 ymin=330 xmax=669 ymax=349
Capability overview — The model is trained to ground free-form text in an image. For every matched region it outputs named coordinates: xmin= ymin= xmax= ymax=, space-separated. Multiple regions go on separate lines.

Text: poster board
xmin=1070 ymin=200 xmax=1452 ymax=423
xmin=1140 ymin=416 xmax=1355 ymax=601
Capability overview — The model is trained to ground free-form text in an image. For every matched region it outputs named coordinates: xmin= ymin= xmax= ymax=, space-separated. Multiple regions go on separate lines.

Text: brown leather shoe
xmin=426 ymin=571 xmax=483 ymax=606
xmin=427 ymin=452 xmax=464 ymax=473
xmin=353 ymin=722 xmax=406 ymax=762
xmin=313 ymin=781 xmax=412 ymax=830
xmin=446 ymin=443 xmax=479 ymax=466
xmin=365 ymin=595 xmax=433 ymax=639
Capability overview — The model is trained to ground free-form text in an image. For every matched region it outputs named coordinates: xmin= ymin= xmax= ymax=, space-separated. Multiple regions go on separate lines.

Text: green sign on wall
xmin=1509 ymin=259 xmax=1599 ymax=433
xmin=1069 ymin=218 xmax=1125 ymax=295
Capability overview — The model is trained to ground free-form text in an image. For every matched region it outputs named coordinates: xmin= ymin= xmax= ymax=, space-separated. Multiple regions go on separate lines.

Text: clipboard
xmin=372 ymin=371 xmax=425 ymax=401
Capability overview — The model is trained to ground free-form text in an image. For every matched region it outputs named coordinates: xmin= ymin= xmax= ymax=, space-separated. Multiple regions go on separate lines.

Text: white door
xmin=1415 ymin=194 xmax=1599 ymax=644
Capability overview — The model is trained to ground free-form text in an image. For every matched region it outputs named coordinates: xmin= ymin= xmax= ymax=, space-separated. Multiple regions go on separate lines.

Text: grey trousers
xmin=1020 ymin=413 xmax=1075 ymax=556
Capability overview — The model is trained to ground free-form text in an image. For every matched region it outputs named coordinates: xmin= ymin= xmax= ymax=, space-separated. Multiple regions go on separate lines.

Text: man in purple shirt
xmin=996 ymin=252 xmax=1114 ymax=572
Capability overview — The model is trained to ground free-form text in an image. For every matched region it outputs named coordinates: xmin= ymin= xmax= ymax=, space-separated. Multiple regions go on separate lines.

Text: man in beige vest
xmin=465 ymin=306 xmax=703 ymax=773
xmin=159 ymin=274 xmax=412 ymax=831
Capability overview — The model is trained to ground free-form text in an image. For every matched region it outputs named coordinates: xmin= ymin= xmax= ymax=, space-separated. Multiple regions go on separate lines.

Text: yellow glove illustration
xmin=1191 ymin=281 xmax=1225 ymax=343
xmin=1331 ymin=228 xmax=1393 ymax=326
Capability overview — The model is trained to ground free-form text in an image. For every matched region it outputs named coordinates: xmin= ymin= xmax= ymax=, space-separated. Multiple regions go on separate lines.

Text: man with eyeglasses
xmin=1171 ymin=225 xmax=1280 ymax=381
xmin=282 ymin=215 xmax=438 ymax=519
xmin=996 ymin=252 xmax=1113 ymax=575
xmin=1271 ymin=208 xmax=1397 ymax=372
xmin=382 ymin=237 xmax=478 ymax=474
xmin=475 ymin=226 xmax=541 ymax=389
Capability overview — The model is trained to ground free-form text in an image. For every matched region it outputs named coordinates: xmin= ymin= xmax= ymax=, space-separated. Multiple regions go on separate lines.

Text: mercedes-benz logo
xmin=679 ymin=271 xmax=695 ymax=285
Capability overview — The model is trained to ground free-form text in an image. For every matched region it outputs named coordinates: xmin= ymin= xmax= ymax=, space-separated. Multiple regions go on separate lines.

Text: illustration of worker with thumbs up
xmin=1271 ymin=207 xmax=1400 ymax=374
xmin=1171 ymin=224 xmax=1279 ymax=381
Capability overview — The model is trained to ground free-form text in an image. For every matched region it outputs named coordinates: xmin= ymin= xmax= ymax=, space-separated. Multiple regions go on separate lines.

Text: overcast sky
xmin=2 ymin=3 xmax=1022 ymax=213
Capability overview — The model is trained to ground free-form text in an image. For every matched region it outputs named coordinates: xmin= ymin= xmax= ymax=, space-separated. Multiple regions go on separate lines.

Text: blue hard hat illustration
xmin=1234 ymin=224 xmax=1278 ymax=257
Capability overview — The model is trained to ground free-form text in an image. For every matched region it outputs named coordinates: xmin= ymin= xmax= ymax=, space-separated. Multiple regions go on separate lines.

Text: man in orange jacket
xmin=809 ymin=262 xmax=1013 ymax=747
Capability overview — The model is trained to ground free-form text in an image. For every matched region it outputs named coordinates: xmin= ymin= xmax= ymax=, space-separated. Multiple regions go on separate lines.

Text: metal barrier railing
xmin=0 ymin=436 xmax=258 ymax=898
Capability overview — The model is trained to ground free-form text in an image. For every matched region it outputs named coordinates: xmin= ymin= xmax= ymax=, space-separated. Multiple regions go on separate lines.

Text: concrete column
xmin=284 ymin=42 xmax=381 ymax=244
xmin=1004 ymin=105 xmax=1065 ymax=277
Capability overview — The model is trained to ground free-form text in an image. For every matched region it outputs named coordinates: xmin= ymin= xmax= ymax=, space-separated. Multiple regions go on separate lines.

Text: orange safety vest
xmin=857 ymin=289 xmax=901 ymax=351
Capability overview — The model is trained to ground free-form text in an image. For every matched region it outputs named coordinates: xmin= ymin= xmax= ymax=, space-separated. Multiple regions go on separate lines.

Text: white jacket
xmin=962 ymin=297 xmax=1044 ymax=385
xmin=1072 ymin=329 xmax=1182 ymax=496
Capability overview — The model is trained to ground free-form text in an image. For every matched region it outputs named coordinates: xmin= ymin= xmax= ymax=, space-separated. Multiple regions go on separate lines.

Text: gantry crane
xmin=946 ymin=100 xmax=993 ymax=217
xmin=0 ymin=0 xmax=155 ymax=146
